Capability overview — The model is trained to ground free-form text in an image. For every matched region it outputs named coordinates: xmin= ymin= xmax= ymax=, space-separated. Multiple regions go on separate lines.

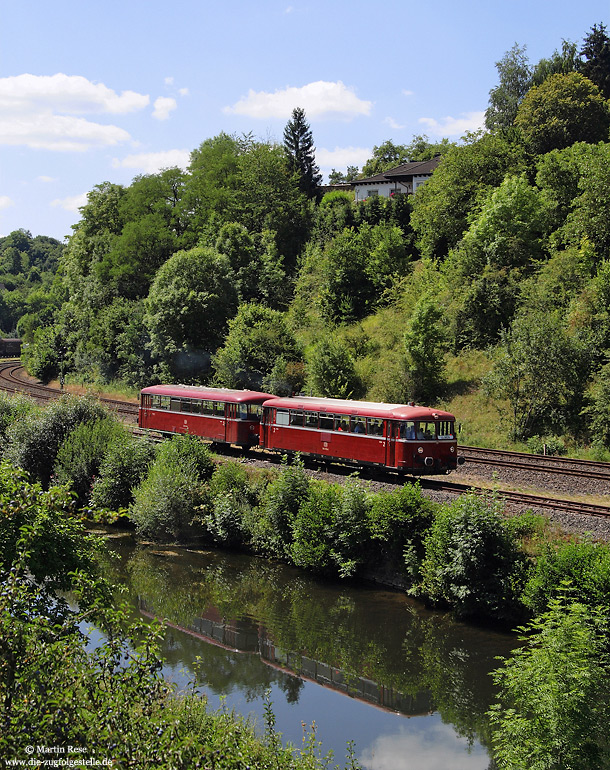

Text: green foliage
xmin=515 ymin=72 xmax=610 ymax=155
xmin=0 ymin=460 xmax=99 ymax=590
xmin=130 ymin=434 xmax=214 ymax=540
xmin=0 ymin=392 xmax=38 ymax=448
xmin=319 ymin=223 xmax=408 ymax=323
xmin=53 ymin=416 xmax=126 ymax=505
xmin=485 ymin=43 xmax=533 ymax=131
xmin=261 ymin=456 xmax=310 ymax=556
xmin=203 ymin=461 xmax=263 ymax=546
xmin=488 ymin=596 xmax=610 ymax=769
xmin=578 ymin=22 xmax=610 ymax=98
xmin=90 ymin=433 xmax=156 ymax=512
xmin=483 ymin=312 xmax=591 ymax=439
xmin=403 ymin=294 xmax=448 ymax=402
xmin=526 ymin=435 xmax=566 ymax=456
xmin=522 ymin=539 xmax=610 ymax=616
xmin=283 ymin=107 xmax=322 ymax=199
xmin=367 ymin=483 xmax=434 ymax=552
xmin=145 ymin=245 xmax=238 ymax=378
xmin=212 ymin=303 xmax=302 ymax=390
xmin=583 ymin=360 xmax=610 ymax=447
xmin=418 ymin=493 xmax=527 ymax=621
xmin=307 ymin=336 xmax=364 ymax=399
xmin=360 ymin=139 xmax=411 ymax=177
xmin=411 ymin=131 xmax=526 ymax=260
xmin=4 ymin=396 xmax=109 ymax=488
xmin=290 ymin=482 xmax=339 ymax=573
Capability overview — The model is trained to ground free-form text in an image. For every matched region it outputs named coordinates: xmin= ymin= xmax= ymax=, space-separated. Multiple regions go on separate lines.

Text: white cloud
xmin=36 ymin=175 xmax=57 ymax=183
xmin=0 ymin=114 xmax=130 ymax=152
xmin=51 ymin=192 xmax=88 ymax=212
xmin=0 ymin=73 xmax=148 ymax=151
xmin=164 ymin=76 xmax=174 ymax=86
xmin=384 ymin=117 xmax=405 ymax=130
xmin=418 ymin=111 xmax=485 ymax=137
xmin=0 ymin=196 xmax=14 ymax=210
xmin=0 ymin=73 xmax=149 ymax=115
xmin=112 ymin=149 xmax=191 ymax=173
xmin=359 ymin=721 xmax=489 ymax=770
xmin=178 ymin=88 xmax=189 ymax=97
xmin=316 ymin=146 xmax=372 ymax=171
xmin=152 ymin=97 xmax=177 ymax=121
xmin=224 ymin=81 xmax=372 ymax=120
xmin=402 ymin=89 xmax=414 ymax=97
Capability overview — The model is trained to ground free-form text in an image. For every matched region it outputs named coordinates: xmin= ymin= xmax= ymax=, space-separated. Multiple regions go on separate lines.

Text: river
xmin=100 ymin=531 xmax=518 ymax=770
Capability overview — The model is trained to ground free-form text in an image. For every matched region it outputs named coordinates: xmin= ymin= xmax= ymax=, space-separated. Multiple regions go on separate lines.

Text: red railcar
xmin=138 ymin=385 xmax=272 ymax=447
xmin=260 ymin=395 xmax=462 ymax=474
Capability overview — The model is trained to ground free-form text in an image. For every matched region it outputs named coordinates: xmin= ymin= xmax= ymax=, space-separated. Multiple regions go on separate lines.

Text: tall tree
xmin=515 ymin=72 xmax=610 ymax=155
xmin=485 ymin=43 xmax=532 ymax=131
xmin=283 ymin=107 xmax=322 ymax=199
xmin=578 ymin=22 xmax=610 ymax=99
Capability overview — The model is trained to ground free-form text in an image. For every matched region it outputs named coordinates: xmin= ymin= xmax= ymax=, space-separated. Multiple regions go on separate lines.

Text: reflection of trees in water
xmin=107 ymin=540 xmax=516 ymax=748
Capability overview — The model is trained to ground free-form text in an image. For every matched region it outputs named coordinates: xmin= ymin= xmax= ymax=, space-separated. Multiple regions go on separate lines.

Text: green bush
xmin=4 ymin=395 xmax=109 ymax=487
xmin=290 ymin=481 xmax=339 ymax=573
xmin=489 ymin=596 xmax=610 ymax=770
xmin=526 ymin=435 xmax=566 ymax=456
xmin=203 ymin=461 xmax=261 ymax=546
xmin=53 ymin=416 xmax=126 ymax=505
xmin=90 ymin=434 xmax=156 ymax=511
xmin=367 ymin=483 xmax=435 ymax=551
xmin=418 ymin=493 xmax=527 ymax=621
xmin=129 ymin=434 xmax=214 ymax=541
xmin=0 ymin=392 xmax=38 ymax=449
xmin=522 ymin=539 xmax=610 ymax=615
xmin=261 ymin=456 xmax=310 ymax=556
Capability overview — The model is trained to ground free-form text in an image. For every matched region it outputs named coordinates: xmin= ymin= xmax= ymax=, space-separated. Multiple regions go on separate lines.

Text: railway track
xmin=2 ymin=360 xmax=610 ymax=521
xmin=0 ymin=361 xmax=139 ymax=422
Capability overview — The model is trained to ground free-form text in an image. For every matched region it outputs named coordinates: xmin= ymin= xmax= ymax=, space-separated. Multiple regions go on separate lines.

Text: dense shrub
xmin=261 ymin=456 xmax=310 ymax=556
xmin=489 ymin=597 xmax=610 ymax=770
xmin=418 ymin=493 xmax=527 ymax=621
xmin=4 ymin=395 xmax=109 ymax=487
xmin=367 ymin=483 xmax=435 ymax=551
xmin=53 ymin=416 xmax=126 ymax=504
xmin=90 ymin=434 xmax=157 ymax=511
xmin=290 ymin=481 xmax=339 ymax=573
xmin=522 ymin=539 xmax=610 ymax=615
xmin=129 ymin=434 xmax=213 ymax=541
xmin=203 ymin=461 xmax=263 ymax=546
xmin=0 ymin=392 xmax=38 ymax=448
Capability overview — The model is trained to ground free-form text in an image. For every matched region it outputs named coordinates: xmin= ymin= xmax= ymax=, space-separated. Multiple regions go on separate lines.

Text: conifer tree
xmin=578 ymin=22 xmax=610 ymax=99
xmin=283 ymin=107 xmax=322 ymax=199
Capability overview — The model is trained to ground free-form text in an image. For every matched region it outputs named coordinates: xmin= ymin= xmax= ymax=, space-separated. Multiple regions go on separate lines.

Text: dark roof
xmin=354 ymin=156 xmax=442 ymax=186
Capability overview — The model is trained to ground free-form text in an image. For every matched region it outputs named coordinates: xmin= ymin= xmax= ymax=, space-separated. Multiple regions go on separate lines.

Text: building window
xmin=366 ymin=189 xmax=379 ymax=197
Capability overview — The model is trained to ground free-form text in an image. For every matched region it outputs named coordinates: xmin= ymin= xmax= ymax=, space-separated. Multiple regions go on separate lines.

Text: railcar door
xmin=385 ymin=420 xmax=396 ymax=468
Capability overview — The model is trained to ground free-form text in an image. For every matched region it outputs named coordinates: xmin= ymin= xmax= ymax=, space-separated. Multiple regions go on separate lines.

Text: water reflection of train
xmin=139 ymin=385 xmax=465 ymax=476
xmin=0 ymin=338 xmax=21 ymax=357
xmin=139 ymin=599 xmax=433 ymax=717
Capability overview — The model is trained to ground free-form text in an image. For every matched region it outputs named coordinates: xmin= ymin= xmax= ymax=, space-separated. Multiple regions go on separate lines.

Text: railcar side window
xmin=152 ymin=395 xmax=170 ymax=409
xmin=190 ymin=400 xmax=201 ymax=415
xmin=276 ymin=409 xmax=289 ymax=426
xmin=367 ymin=418 xmax=383 ymax=436
xmin=438 ymin=421 xmax=455 ymax=439
xmin=239 ymin=405 xmax=248 ymax=420
xmin=305 ymin=411 xmax=319 ymax=428
xmin=352 ymin=416 xmax=366 ymax=434
xmin=142 ymin=394 xmax=152 ymax=408
xmin=170 ymin=398 xmax=181 ymax=412
xmin=335 ymin=415 xmax=349 ymax=432
xmin=398 ymin=421 xmax=417 ymax=439
xmin=319 ymin=413 xmax=333 ymax=431
xmin=289 ymin=410 xmax=304 ymax=426
xmin=213 ymin=401 xmax=224 ymax=416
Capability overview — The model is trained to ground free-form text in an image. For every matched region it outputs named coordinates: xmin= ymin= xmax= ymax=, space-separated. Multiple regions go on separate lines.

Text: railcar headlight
xmin=417 ymin=446 xmax=423 ymax=454
xmin=450 ymin=446 xmax=455 ymax=453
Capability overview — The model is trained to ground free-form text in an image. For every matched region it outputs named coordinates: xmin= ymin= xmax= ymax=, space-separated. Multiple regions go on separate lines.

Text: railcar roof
xmin=140 ymin=384 xmax=273 ymax=403
xmin=262 ymin=395 xmax=455 ymax=420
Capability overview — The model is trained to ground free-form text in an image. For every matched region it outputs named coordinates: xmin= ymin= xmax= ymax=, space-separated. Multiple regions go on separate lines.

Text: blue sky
xmin=1 ymin=0 xmax=608 ymax=241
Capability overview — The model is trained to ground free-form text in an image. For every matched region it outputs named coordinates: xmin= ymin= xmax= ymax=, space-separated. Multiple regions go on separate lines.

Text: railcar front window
xmin=398 ymin=421 xmax=417 ymax=439
xmin=249 ymin=405 xmax=263 ymax=421
xmin=415 ymin=421 xmax=436 ymax=440
xmin=438 ymin=421 xmax=455 ymax=439
xmin=239 ymin=405 xmax=248 ymax=420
